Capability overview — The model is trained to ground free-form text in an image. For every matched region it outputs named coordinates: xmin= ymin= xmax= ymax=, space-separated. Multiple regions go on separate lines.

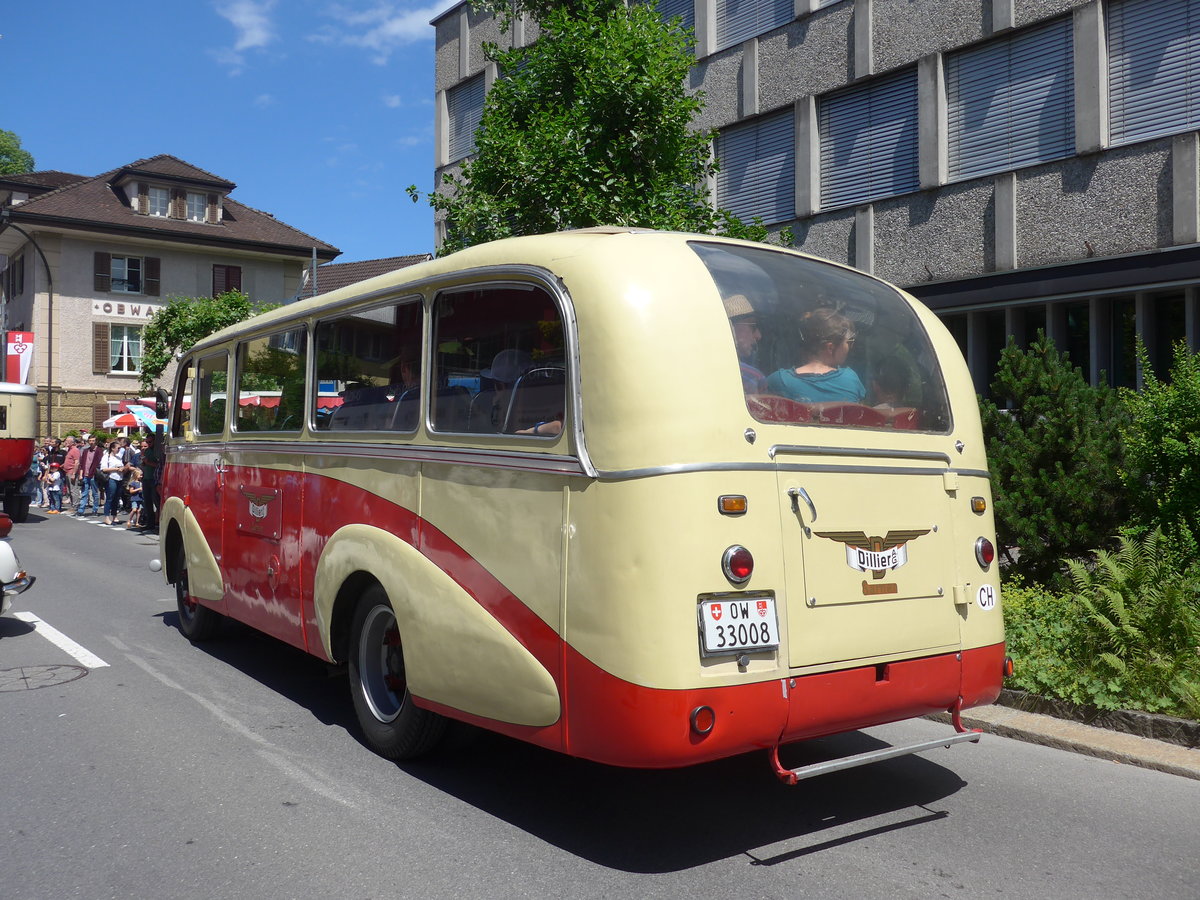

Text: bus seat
xmin=467 ymin=389 xmax=498 ymax=433
xmin=889 ymin=407 xmax=921 ymax=429
xmin=502 ymin=367 xmax=566 ymax=433
xmin=814 ymin=404 xmax=888 ymax=427
xmin=745 ymin=394 xmax=812 ymax=423
xmin=435 ymin=384 xmax=470 ymax=432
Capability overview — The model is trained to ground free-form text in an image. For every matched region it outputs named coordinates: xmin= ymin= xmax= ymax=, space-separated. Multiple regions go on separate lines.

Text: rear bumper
xmin=562 ymin=642 xmax=1007 ymax=768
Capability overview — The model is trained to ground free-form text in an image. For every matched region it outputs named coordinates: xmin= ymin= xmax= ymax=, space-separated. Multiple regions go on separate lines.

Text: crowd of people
xmin=31 ymin=432 xmax=159 ymax=531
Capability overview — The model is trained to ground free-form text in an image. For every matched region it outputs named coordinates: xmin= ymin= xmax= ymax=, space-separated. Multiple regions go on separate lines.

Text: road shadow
xmin=157 ymin=610 xmax=354 ymax=733
xmin=0 ymin=615 xmax=36 ymax=641
xmin=156 ymin=610 xmax=970 ymax=872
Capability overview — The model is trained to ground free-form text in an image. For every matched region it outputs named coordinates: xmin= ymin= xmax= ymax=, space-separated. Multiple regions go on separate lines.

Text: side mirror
xmin=155 ymin=388 xmax=169 ymax=420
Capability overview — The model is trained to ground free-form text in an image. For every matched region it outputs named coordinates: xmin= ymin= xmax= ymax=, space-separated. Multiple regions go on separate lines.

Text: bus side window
xmin=191 ymin=352 xmax=229 ymax=437
xmin=234 ymin=328 xmax=308 ymax=433
xmin=313 ymin=298 xmax=423 ymax=432
xmin=431 ymin=284 xmax=565 ymax=436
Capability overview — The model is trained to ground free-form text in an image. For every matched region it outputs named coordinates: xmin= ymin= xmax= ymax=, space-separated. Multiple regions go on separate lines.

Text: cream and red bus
xmin=156 ymin=229 xmax=1006 ymax=782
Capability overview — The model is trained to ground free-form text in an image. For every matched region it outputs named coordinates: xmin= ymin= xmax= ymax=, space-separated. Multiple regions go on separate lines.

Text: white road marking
xmin=11 ymin=612 xmax=110 ymax=668
xmin=120 ymin=650 xmax=359 ymax=810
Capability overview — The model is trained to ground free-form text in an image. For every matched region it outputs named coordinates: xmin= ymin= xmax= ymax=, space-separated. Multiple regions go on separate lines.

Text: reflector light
xmin=971 ymin=496 xmax=987 ymax=514
xmin=718 ymin=495 xmax=748 ymax=515
xmin=975 ymin=537 xmax=995 ymax=568
xmin=722 ymin=545 xmax=754 ymax=584
xmin=1004 ymin=656 xmax=1015 ymax=678
xmin=690 ymin=705 xmax=715 ymax=735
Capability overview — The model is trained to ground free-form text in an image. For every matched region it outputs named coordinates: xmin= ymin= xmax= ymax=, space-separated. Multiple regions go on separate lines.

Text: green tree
xmin=1120 ymin=340 xmax=1200 ymax=562
xmin=0 ymin=129 xmax=35 ymax=175
xmin=979 ymin=333 xmax=1131 ymax=585
xmin=415 ymin=0 xmax=777 ymax=254
xmin=139 ymin=290 xmax=278 ymax=392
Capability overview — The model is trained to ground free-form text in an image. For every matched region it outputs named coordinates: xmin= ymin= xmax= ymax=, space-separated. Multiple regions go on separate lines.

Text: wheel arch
xmin=313 ymin=524 xmax=561 ymax=727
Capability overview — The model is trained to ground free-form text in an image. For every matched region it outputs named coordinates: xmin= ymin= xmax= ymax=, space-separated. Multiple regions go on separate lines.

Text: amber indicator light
xmin=718 ymin=495 xmax=748 ymax=515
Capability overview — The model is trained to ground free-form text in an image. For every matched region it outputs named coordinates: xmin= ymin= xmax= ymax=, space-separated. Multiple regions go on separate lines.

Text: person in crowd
xmin=44 ymin=461 xmax=64 ymax=513
xmin=724 ymin=293 xmax=766 ymax=394
xmin=100 ymin=439 xmax=128 ymax=526
xmin=75 ymin=434 xmax=103 ymax=516
xmin=125 ymin=468 xmax=143 ymax=529
xmin=62 ymin=436 xmax=80 ymax=508
xmin=766 ymin=308 xmax=866 ymax=403
xmin=138 ymin=434 xmax=160 ymax=532
xmin=33 ymin=444 xmax=47 ymax=508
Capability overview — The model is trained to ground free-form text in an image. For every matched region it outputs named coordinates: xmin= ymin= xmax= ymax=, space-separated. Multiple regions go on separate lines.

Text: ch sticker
xmin=977 ymin=584 xmax=997 ymax=610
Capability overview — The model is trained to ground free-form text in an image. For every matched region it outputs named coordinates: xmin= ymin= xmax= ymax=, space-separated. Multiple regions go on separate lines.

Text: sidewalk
xmin=929 ymin=705 xmax=1200 ymax=780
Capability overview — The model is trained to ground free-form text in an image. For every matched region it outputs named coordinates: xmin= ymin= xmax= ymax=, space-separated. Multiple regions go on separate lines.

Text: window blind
xmin=1108 ymin=0 xmax=1200 ymax=144
xmin=946 ymin=18 xmax=1075 ymax=181
xmin=819 ymin=68 xmax=920 ymax=208
xmin=716 ymin=0 xmax=793 ymax=51
xmin=716 ymin=108 xmax=795 ymax=224
xmin=447 ymin=74 xmax=486 ymax=162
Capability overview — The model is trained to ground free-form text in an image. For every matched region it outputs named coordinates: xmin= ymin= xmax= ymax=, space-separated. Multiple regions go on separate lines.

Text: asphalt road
xmin=2 ymin=509 xmax=1198 ymax=900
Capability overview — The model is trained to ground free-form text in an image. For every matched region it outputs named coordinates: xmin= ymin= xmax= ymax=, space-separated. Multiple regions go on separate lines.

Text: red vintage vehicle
xmin=0 ymin=383 xmax=37 ymax=523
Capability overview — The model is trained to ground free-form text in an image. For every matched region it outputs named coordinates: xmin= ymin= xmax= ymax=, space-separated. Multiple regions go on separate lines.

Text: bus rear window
xmin=691 ymin=242 xmax=951 ymax=432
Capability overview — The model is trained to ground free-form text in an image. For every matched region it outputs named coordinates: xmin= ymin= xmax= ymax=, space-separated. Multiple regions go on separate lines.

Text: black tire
xmin=4 ymin=495 xmax=30 ymax=524
xmin=347 ymin=586 xmax=446 ymax=760
xmin=174 ymin=547 xmax=221 ymax=642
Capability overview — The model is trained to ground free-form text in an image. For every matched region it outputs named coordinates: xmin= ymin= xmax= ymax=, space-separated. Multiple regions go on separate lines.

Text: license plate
xmin=699 ymin=597 xmax=779 ymax=655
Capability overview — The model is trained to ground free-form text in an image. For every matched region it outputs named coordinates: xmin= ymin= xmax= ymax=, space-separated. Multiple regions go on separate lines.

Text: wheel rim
xmin=358 ymin=604 xmax=405 ymax=723
xmin=176 ymin=568 xmax=196 ymax=620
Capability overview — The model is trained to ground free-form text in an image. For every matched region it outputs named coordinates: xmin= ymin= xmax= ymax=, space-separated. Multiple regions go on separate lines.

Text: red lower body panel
xmin=418 ymin=642 xmax=1007 ymax=769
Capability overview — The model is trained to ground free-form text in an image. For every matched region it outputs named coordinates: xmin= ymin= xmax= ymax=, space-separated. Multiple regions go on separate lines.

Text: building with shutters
xmin=0 ymin=155 xmax=340 ymax=435
xmin=432 ymin=0 xmax=1200 ymax=393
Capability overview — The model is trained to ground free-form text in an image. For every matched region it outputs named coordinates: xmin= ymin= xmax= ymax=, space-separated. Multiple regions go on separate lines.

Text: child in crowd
xmin=126 ymin=468 xmax=143 ymax=529
xmin=45 ymin=461 xmax=64 ymax=514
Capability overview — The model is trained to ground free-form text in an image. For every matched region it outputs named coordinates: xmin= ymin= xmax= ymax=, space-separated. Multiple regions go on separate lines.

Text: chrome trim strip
xmin=167 ymin=440 xmax=590 ymax=477
xmin=595 ymin=462 xmax=990 ymax=480
xmin=769 ymin=444 xmax=953 ymax=465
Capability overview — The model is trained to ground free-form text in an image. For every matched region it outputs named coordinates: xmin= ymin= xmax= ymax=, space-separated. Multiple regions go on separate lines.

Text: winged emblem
xmin=813 ymin=529 xmax=931 ymax=579
xmin=240 ymin=488 xmax=276 ymax=520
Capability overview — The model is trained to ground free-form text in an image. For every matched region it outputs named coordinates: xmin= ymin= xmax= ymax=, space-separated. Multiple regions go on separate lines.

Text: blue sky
xmin=1 ymin=0 xmax=459 ymax=262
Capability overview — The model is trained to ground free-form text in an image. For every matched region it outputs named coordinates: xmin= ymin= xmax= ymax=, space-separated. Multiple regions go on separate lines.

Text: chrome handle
xmin=787 ymin=486 xmax=817 ymax=536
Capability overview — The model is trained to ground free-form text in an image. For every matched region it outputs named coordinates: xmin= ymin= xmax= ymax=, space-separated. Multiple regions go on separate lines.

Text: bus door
xmin=777 ymin=456 xmax=962 ymax=670
xmin=175 ymin=353 xmax=230 ymax=607
xmin=219 ymin=328 xmax=310 ymax=649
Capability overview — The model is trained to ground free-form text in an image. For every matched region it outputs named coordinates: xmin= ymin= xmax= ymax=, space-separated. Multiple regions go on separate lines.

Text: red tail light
xmin=722 ymin=545 xmax=754 ymax=584
xmin=975 ymin=537 xmax=995 ymax=569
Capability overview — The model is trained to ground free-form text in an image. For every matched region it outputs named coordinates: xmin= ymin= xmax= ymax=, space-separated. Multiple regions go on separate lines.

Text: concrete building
xmin=432 ymin=0 xmax=1200 ymax=392
xmin=0 ymin=155 xmax=340 ymax=435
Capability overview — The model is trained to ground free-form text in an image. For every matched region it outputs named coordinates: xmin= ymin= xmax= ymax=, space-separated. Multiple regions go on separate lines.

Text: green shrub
xmin=1120 ymin=341 xmax=1200 ymax=565
xmin=1004 ymin=529 xmax=1200 ymax=718
xmin=980 ymin=333 xmax=1130 ymax=586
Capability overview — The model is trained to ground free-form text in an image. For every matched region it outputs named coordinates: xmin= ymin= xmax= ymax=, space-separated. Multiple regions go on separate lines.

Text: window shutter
xmin=144 ymin=257 xmax=161 ymax=296
xmin=137 ymin=182 xmax=148 ymax=215
xmin=716 ymin=108 xmax=796 ymax=224
xmin=447 ymin=74 xmax=486 ymax=161
xmin=170 ymin=189 xmax=186 ymax=219
xmin=947 ymin=18 xmax=1075 ymax=181
xmin=228 ymin=265 xmax=242 ymax=292
xmin=94 ymin=252 xmax=112 ymax=292
xmin=92 ymin=404 xmax=110 ymax=428
xmin=819 ymin=68 xmax=920 ymax=208
xmin=207 ymin=193 xmax=219 ymax=224
xmin=1108 ymin=0 xmax=1200 ymax=145
xmin=716 ymin=0 xmax=792 ymax=51
xmin=93 ymin=324 xmax=110 ymax=374
xmin=656 ymin=0 xmax=695 ymax=32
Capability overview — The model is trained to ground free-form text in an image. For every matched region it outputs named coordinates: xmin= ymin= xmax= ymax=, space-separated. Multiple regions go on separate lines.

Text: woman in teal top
xmin=766 ymin=308 xmax=866 ymax=402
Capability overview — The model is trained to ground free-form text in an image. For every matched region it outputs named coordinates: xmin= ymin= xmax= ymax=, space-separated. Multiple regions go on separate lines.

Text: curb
xmin=928 ymin=705 xmax=1200 ymax=781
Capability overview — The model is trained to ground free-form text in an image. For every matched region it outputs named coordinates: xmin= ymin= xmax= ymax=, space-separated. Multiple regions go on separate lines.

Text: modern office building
xmin=432 ymin=0 xmax=1200 ymax=392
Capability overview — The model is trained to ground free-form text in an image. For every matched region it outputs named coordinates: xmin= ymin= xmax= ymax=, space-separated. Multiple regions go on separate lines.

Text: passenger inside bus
xmin=724 ymin=293 xmax=766 ymax=393
xmin=765 ymin=308 xmax=866 ymax=403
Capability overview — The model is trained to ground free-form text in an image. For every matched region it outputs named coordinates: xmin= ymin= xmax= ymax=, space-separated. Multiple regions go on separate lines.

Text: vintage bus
xmin=155 ymin=229 xmax=1006 ymax=782
xmin=0 ymin=383 xmax=37 ymax=523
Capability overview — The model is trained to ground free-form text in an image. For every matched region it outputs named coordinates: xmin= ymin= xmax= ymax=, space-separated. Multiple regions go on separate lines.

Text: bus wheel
xmin=348 ymin=587 xmax=446 ymax=760
xmin=4 ymin=495 xmax=30 ymax=524
xmin=174 ymin=549 xmax=221 ymax=642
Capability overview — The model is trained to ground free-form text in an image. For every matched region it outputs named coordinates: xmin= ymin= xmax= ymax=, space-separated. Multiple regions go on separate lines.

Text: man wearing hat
xmin=724 ymin=294 xmax=766 ymax=393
